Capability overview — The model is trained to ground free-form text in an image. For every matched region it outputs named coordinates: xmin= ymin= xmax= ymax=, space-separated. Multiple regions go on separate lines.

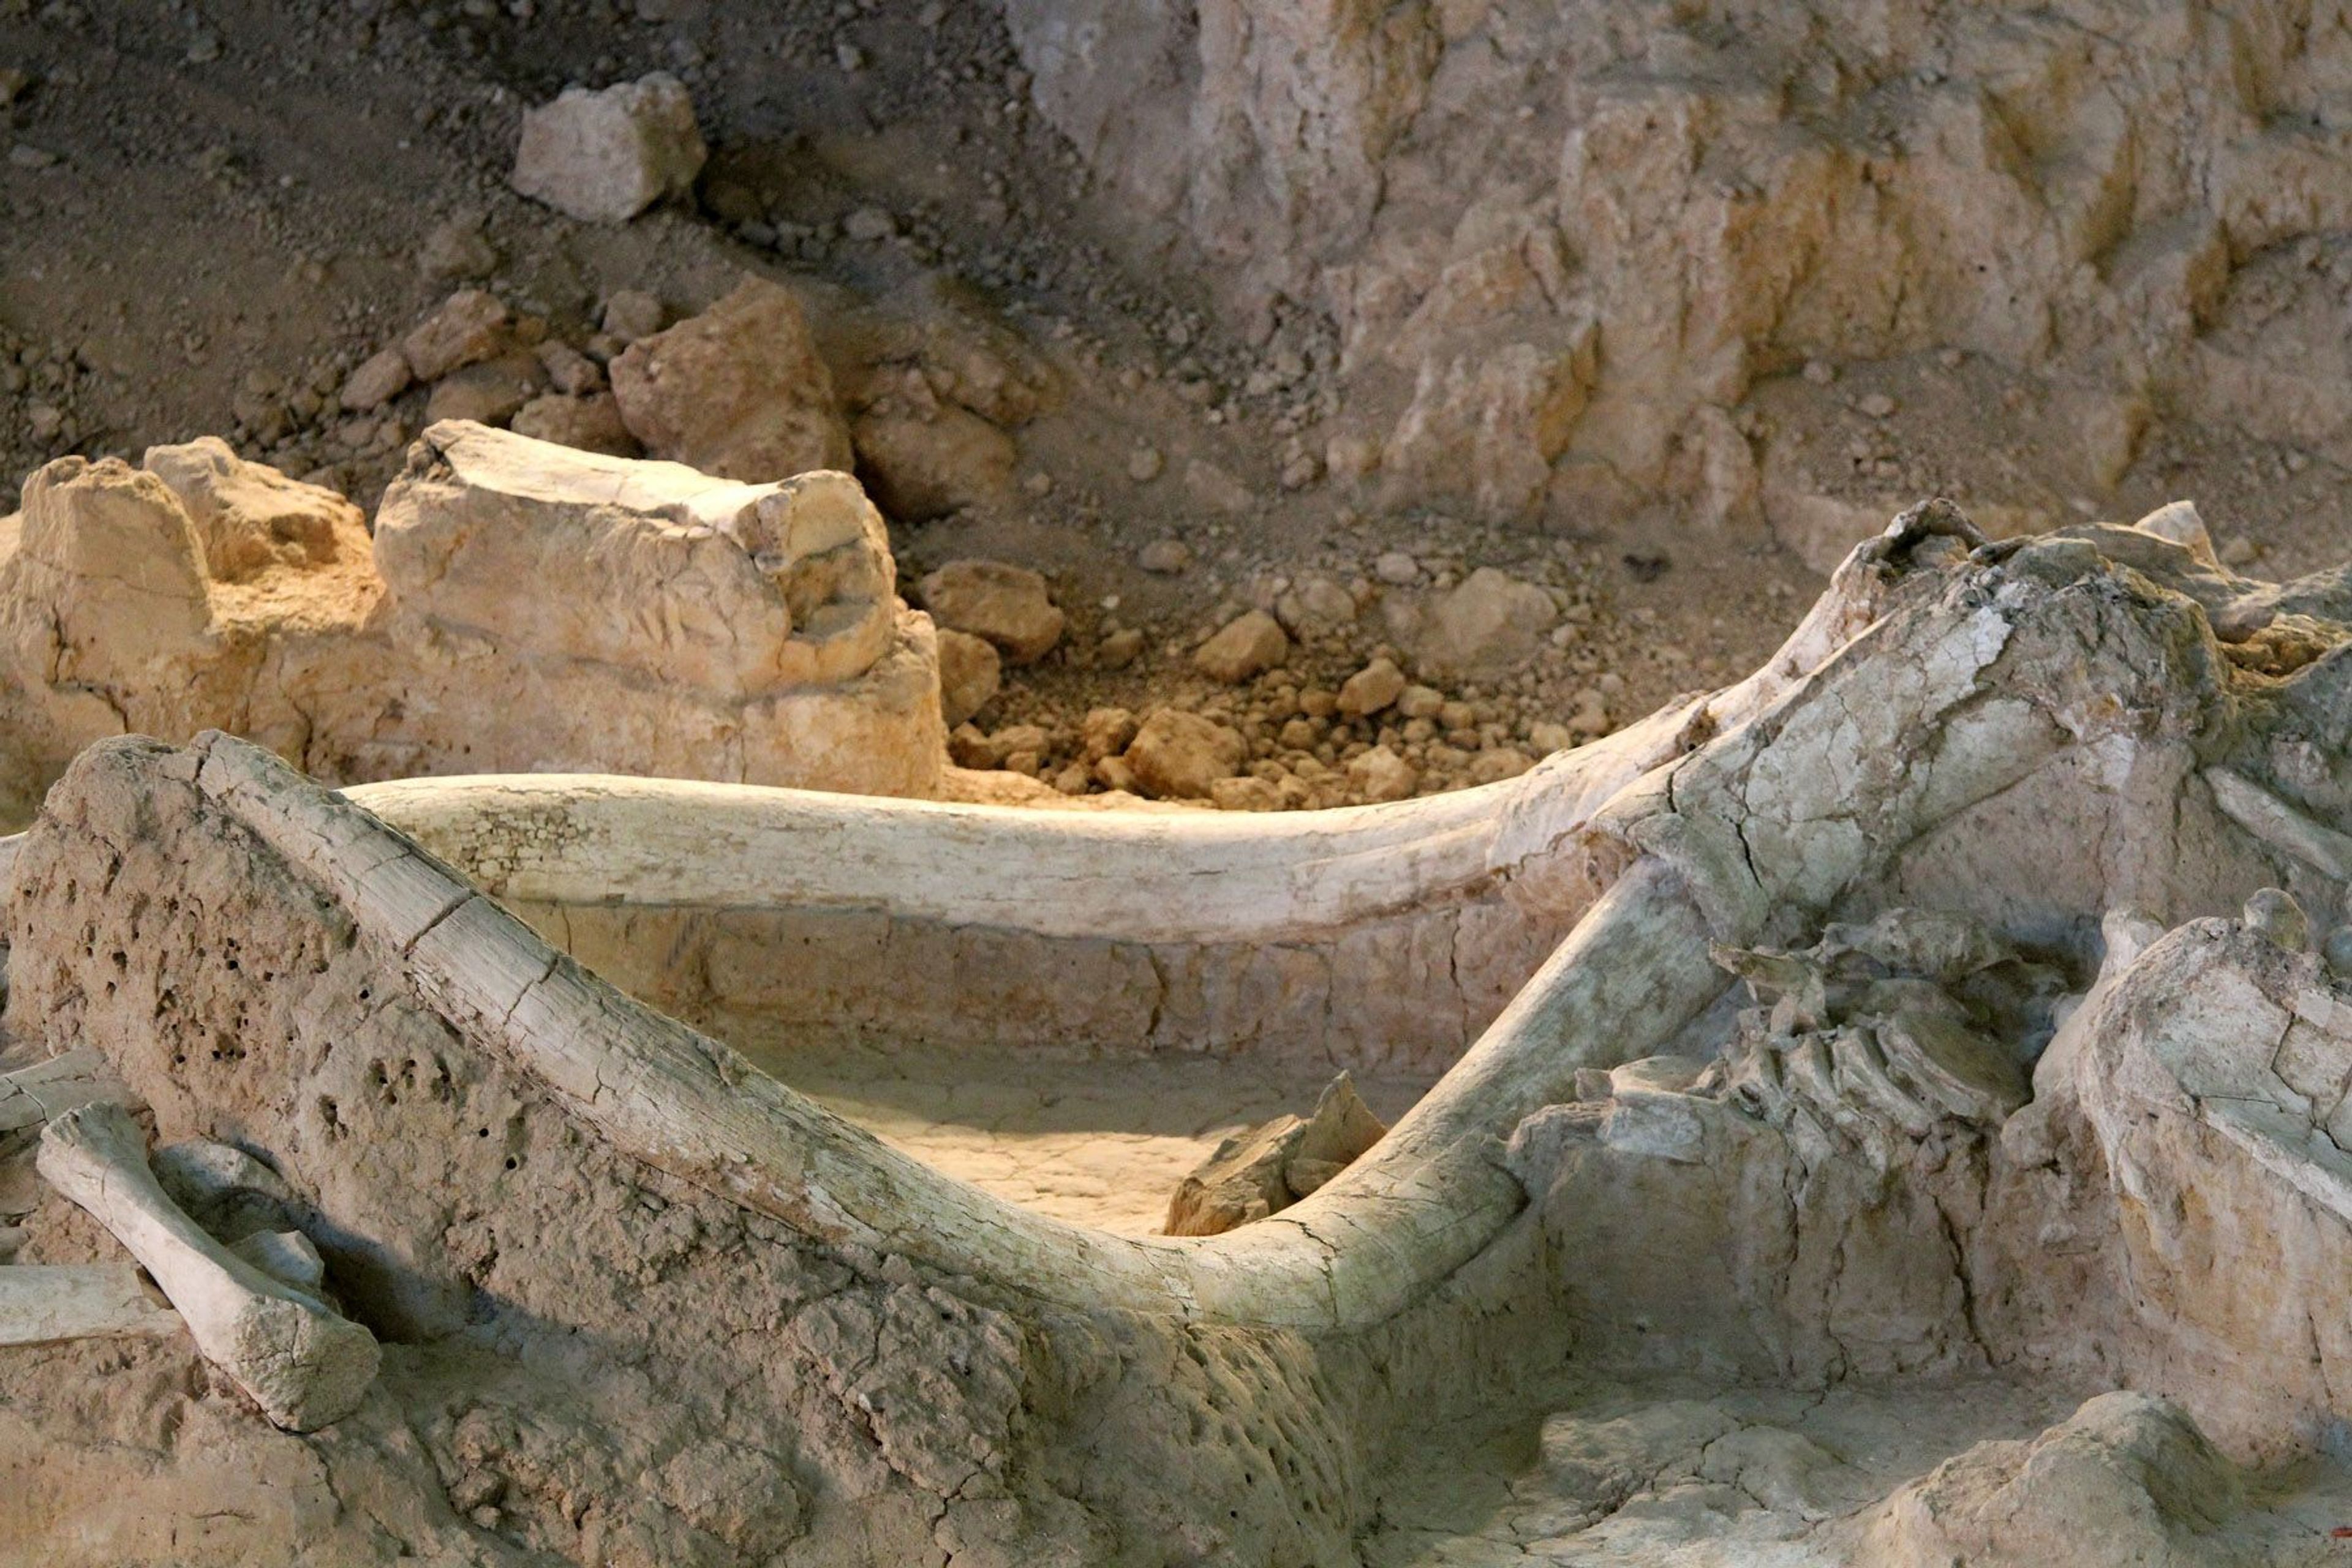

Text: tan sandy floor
xmin=709 ymin=1020 xmax=1436 ymax=1234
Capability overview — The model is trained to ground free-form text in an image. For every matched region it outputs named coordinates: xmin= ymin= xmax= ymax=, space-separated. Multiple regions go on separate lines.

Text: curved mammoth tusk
xmin=190 ymin=730 xmax=1727 ymax=1330
xmin=337 ymin=518 xmax=1931 ymax=948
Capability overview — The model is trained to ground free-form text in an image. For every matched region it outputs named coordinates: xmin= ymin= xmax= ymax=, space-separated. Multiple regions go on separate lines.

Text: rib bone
xmin=35 ymin=1102 xmax=378 ymax=1430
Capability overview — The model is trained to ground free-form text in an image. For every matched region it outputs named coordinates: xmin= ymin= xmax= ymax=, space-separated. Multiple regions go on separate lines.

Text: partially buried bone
xmin=36 ymin=1101 xmax=377 ymax=1431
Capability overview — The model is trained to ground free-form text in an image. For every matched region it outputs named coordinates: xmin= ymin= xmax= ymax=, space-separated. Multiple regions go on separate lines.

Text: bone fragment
xmin=0 ymin=1263 xmax=180 ymax=1345
xmin=36 ymin=1102 xmax=378 ymax=1430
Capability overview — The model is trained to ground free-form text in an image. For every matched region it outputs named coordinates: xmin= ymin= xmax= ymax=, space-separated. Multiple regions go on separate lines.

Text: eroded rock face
xmin=0 ymin=423 xmax=945 ymax=814
xmin=1003 ymin=0 xmax=2352 ymax=530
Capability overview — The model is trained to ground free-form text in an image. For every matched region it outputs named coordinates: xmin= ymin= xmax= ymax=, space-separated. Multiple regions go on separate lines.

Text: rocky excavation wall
xmin=1003 ymin=0 xmax=2352 ymax=550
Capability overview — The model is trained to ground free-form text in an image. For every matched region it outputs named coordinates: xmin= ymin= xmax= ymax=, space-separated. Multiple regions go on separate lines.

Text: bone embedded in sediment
xmin=36 ymin=1102 xmax=378 ymax=1431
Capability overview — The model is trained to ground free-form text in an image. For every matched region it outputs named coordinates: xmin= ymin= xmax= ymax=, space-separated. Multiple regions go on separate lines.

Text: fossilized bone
xmin=34 ymin=1102 xmax=379 ymax=1431
xmin=99 ymin=497 xmax=2293 ymax=1335
xmin=12 ymin=499 xmax=2352 ymax=1562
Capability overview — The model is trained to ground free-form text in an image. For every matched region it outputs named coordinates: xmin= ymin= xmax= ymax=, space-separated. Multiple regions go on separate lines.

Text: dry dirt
xmin=2 ymin=0 xmax=2340 ymax=791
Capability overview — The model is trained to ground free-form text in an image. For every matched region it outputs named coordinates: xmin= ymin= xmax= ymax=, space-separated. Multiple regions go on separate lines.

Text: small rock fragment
xmin=1336 ymin=657 xmax=1406 ymax=717
xmin=509 ymin=391 xmax=640 ymax=456
xmin=402 ymin=290 xmax=511 ymax=382
xmin=1164 ymin=1074 xmax=1387 ymax=1235
xmin=1193 ymin=609 xmax=1289 ymax=684
xmin=1081 ymin=707 xmax=1139 ymax=761
xmin=919 ymin=560 xmax=1065 ymax=663
xmin=424 ymin=353 xmax=546 ymax=428
xmin=1346 ymin=745 xmax=1418 ymax=803
xmin=338 ymin=347 xmax=413 ymax=412
xmin=935 ymin=628 xmax=1002 ymax=728
xmin=1138 ymin=538 xmax=1191 ymax=573
xmin=601 ymin=290 xmax=666 ymax=344
xmin=510 ymin=73 xmax=707 ymax=224
xmin=1125 ymin=709 xmax=1246 ymax=799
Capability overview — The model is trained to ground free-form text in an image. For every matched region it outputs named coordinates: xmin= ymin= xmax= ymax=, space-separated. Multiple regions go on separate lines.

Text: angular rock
xmin=376 ymin=421 xmax=896 ymax=699
xmin=1403 ymin=567 xmax=1559 ymax=680
xmin=401 ymin=289 xmax=510 ymax=382
xmin=510 ymin=72 xmax=707 ymax=224
xmin=422 ymin=352 xmax=545 ymax=428
xmin=934 ymin=627 xmax=1001 ymax=728
xmin=142 ymin=437 xmax=365 ymax=582
xmin=510 ymin=391 xmax=641 ymax=458
xmin=1193 ymin=609 xmax=1289 ymax=684
xmin=850 ymin=400 xmax=1017 ymax=521
xmin=1080 ymin=706 xmax=1139 ymax=761
xmin=337 ymin=347 xmax=412 ymax=412
xmin=1346 ymin=744 xmax=1417 ymax=803
xmin=1164 ymin=1075 xmax=1388 ymax=1236
xmin=918 ymin=559 xmax=1063 ymax=664
xmin=1123 ymin=707 xmax=1245 ymax=799
xmin=1336 ymin=656 xmax=1406 ymax=717
xmin=610 ymin=278 xmax=854 ymax=483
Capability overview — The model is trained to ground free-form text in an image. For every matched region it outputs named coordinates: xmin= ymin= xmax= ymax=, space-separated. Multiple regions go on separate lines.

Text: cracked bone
xmin=0 ymin=1263 xmax=180 ymax=1345
xmin=19 ymin=500 xmax=2352 ymax=1557
xmin=35 ymin=1102 xmax=378 ymax=1431
xmin=141 ymin=505 xmax=2235 ymax=1332
xmin=0 ymin=1046 xmax=138 ymax=1143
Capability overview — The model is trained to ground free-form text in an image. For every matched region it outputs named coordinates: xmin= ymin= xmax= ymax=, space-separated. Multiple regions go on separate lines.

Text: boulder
xmin=610 ymin=278 xmax=854 ymax=483
xmin=1863 ymin=1394 xmax=2242 ymax=1567
xmin=375 ymin=422 xmax=896 ymax=698
xmin=510 ymin=72 xmax=707 ymax=224
xmin=1193 ymin=609 xmax=1289 ymax=684
xmin=510 ymin=391 xmax=641 ymax=458
xmin=850 ymin=399 xmax=1017 ymax=521
xmin=1122 ymin=708 xmax=1245 ymax=800
xmin=141 ymin=437 xmax=366 ymax=582
xmin=934 ymin=627 xmax=1001 ymax=727
xmin=918 ymin=559 xmax=1063 ymax=663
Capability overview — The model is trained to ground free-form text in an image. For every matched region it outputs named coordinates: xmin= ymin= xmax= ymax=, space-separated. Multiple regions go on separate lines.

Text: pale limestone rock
xmin=934 ymin=627 xmax=1001 ymax=728
xmin=1164 ymin=1074 xmax=1387 ymax=1235
xmin=1123 ymin=707 xmax=1244 ymax=799
xmin=1863 ymin=1394 xmax=2241 ymax=1567
xmin=918 ymin=559 xmax=1063 ymax=664
xmin=1400 ymin=567 xmax=1558 ymax=680
xmin=510 ymin=73 xmax=707 ymax=224
xmin=610 ymin=278 xmax=853 ymax=482
xmin=1193 ymin=609 xmax=1288 ymax=684
xmin=1346 ymin=744 xmax=1417 ymax=802
xmin=421 ymin=352 xmax=545 ymax=428
xmin=142 ymin=436 xmax=366 ymax=583
xmin=378 ymin=423 xmax=895 ymax=698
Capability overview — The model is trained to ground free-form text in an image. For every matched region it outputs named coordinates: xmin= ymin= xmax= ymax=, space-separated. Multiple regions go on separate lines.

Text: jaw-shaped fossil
xmin=6 ymin=500 xmax=2352 ymax=1564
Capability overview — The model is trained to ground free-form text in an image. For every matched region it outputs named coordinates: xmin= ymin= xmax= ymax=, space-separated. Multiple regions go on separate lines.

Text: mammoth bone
xmin=9 ymin=499 xmax=2352 ymax=1562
